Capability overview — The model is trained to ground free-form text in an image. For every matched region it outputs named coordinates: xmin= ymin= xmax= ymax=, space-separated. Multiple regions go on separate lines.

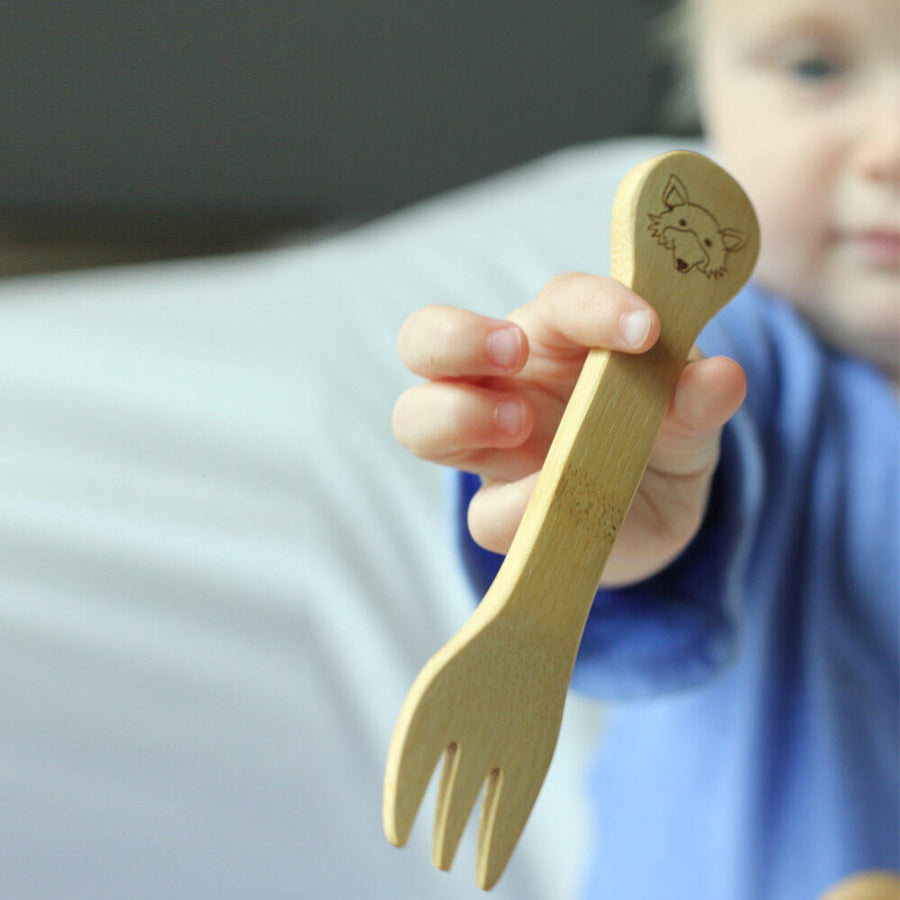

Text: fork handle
xmin=479 ymin=318 xmax=694 ymax=644
xmin=476 ymin=151 xmax=758 ymax=653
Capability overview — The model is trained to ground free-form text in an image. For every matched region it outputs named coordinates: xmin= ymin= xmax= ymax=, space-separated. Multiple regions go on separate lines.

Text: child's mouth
xmin=852 ymin=231 xmax=900 ymax=267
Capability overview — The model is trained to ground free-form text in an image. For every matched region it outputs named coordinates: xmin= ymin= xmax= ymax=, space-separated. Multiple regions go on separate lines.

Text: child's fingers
xmin=649 ymin=354 xmax=747 ymax=477
xmin=467 ymin=472 xmax=541 ymax=555
xmin=511 ymin=273 xmax=660 ymax=355
xmin=392 ymin=381 xmax=535 ymax=462
xmin=466 ymin=355 xmax=746 ymax=557
xmin=397 ymin=305 xmax=528 ymax=379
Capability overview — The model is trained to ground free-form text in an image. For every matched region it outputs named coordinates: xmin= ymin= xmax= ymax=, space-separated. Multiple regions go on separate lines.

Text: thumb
xmin=648 ymin=352 xmax=747 ymax=478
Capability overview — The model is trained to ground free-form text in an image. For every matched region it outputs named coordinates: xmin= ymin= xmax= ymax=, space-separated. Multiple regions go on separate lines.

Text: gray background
xmin=0 ymin=1 xmax=688 ymax=243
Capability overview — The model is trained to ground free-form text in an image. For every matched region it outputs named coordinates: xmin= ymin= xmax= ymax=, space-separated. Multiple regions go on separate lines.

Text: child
xmin=392 ymin=0 xmax=899 ymax=897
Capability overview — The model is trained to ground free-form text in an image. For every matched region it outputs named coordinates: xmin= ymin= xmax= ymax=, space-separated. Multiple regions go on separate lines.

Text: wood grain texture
xmin=384 ymin=150 xmax=759 ymax=890
xmin=818 ymin=872 xmax=900 ymax=900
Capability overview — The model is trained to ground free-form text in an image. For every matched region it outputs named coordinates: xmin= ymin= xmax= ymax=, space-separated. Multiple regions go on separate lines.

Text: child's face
xmin=694 ymin=0 xmax=899 ymax=374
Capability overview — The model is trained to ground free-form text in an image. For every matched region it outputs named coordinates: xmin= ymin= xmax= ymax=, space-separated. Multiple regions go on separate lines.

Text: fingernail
xmin=487 ymin=327 xmax=521 ymax=370
xmin=620 ymin=310 xmax=653 ymax=349
xmin=494 ymin=400 xmax=523 ymax=436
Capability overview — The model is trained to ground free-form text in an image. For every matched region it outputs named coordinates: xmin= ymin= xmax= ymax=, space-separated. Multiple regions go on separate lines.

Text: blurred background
xmin=0 ymin=5 xmax=695 ymax=897
xmin=0 ymin=0 xmax=694 ymax=276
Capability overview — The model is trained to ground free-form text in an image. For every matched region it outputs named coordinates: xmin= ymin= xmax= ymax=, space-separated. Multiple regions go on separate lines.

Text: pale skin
xmin=394 ymin=0 xmax=900 ymax=587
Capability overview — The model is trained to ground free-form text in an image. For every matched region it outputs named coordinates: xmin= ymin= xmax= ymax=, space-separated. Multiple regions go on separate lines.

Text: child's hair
xmin=651 ymin=0 xmax=701 ymax=133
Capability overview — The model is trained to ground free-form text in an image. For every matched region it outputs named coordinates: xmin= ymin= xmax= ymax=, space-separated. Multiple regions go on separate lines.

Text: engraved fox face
xmin=648 ymin=175 xmax=747 ymax=278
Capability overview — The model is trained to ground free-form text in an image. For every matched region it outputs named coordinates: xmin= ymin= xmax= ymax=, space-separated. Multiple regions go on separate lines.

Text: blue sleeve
xmin=453 ymin=284 xmax=770 ymax=699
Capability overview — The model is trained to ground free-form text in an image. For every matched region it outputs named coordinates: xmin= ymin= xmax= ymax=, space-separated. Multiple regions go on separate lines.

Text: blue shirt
xmin=455 ymin=282 xmax=899 ymax=899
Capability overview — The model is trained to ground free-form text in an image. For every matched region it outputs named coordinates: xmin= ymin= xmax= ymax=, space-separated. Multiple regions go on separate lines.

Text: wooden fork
xmin=383 ymin=150 xmax=759 ymax=890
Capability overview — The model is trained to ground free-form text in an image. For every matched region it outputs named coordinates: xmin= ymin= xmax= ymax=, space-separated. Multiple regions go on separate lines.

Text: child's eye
xmin=788 ymin=55 xmax=842 ymax=81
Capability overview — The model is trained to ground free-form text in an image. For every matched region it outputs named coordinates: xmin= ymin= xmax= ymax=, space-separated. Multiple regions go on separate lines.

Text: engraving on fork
xmin=647 ymin=174 xmax=748 ymax=278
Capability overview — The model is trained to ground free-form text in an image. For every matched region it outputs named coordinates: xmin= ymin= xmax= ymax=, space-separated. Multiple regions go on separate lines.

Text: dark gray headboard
xmin=1 ymin=1 xmax=684 ymax=240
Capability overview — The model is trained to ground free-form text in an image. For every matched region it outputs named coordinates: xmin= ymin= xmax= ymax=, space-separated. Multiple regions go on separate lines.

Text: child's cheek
xmin=749 ymin=175 xmax=827 ymax=305
xmin=737 ymin=134 xmax=835 ymax=288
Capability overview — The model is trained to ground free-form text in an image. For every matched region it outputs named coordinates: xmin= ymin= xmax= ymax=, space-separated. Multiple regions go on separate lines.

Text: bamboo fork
xmin=384 ymin=150 xmax=759 ymax=890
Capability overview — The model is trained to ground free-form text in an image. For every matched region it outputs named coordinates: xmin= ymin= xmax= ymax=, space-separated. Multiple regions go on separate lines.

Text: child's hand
xmin=393 ymin=273 xmax=747 ymax=586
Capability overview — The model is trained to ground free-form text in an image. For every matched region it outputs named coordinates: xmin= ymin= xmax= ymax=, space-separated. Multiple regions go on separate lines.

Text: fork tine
xmin=431 ymin=742 xmax=488 ymax=871
xmin=475 ymin=764 xmax=544 ymax=891
xmin=383 ymin=725 xmax=443 ymax=848
xmin=383 ymin=671 xmax=449 ymax=847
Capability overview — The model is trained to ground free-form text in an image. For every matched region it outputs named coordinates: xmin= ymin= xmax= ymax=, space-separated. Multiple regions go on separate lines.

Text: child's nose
xmin=855 ymin=80 xmax=900 ymax=186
